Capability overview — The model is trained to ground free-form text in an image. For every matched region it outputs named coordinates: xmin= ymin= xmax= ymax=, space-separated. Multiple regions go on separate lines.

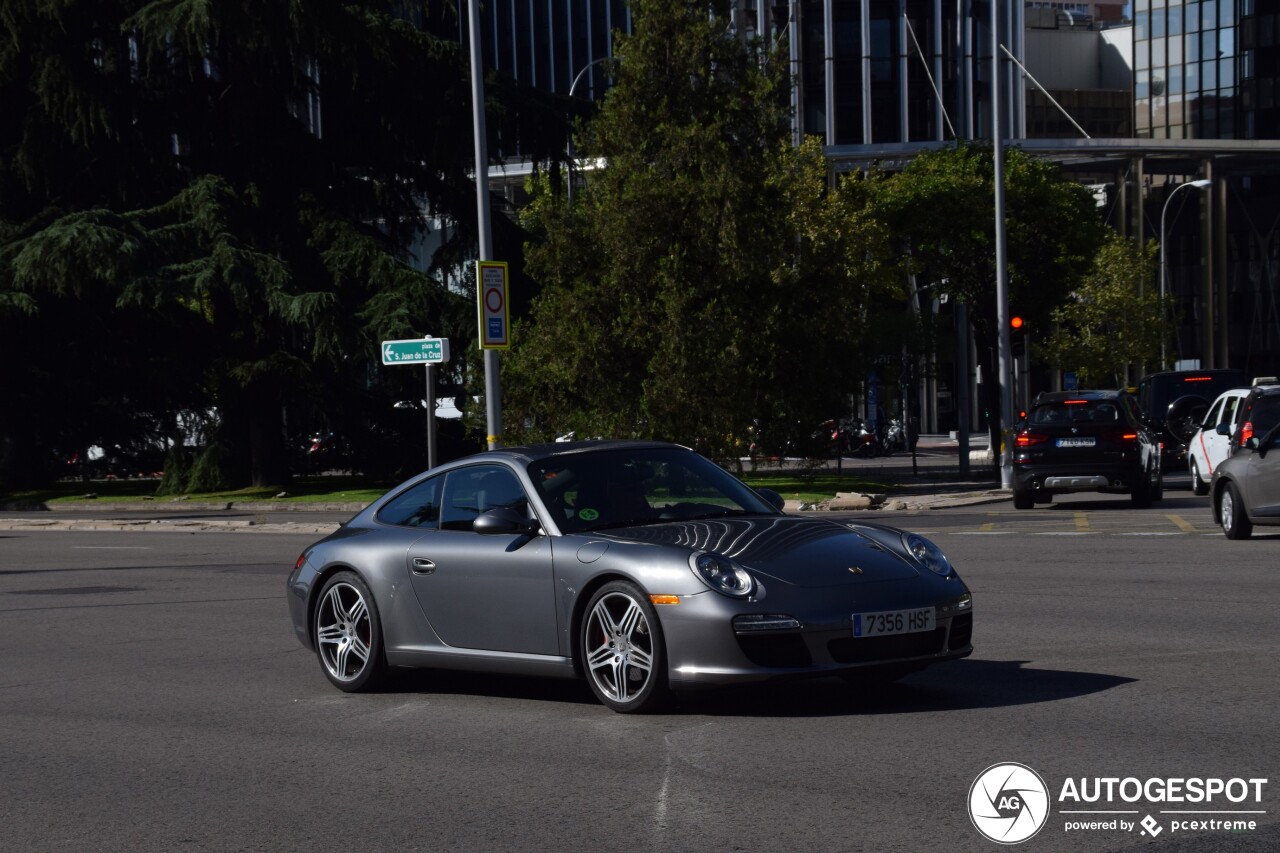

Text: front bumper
xmin=659 ymin=584 xmax=973 ymax=688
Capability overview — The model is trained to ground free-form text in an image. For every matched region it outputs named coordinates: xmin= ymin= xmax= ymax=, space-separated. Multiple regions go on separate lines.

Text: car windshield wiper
xmin=685 ymin=508 xmax=751 ymax=520
xmin=589 ymin=516 xmax=663 ymax=531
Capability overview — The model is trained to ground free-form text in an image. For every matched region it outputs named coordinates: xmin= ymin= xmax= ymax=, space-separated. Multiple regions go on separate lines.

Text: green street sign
xmin=381 ymin=337 xmax=450 ymax=365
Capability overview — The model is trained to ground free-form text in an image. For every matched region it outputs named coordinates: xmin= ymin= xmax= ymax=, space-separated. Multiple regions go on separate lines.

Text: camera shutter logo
xmin=969 ymin=763 xmax=1051 ymax=844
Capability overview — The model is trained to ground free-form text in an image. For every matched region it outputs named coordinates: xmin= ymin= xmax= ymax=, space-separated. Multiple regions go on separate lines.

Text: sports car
xmin=286 ymin=440 xmax=973 ymax=712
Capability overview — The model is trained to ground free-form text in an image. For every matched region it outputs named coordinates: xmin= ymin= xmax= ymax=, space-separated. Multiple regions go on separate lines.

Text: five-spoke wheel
xmin=581 ymin=581 xmax=668 ymax=713
xmin=315 ymin=571 xmax=387 ymax=691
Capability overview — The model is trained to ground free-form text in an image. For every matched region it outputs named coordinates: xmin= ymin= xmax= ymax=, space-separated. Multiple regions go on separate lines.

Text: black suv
xmin=1210 ymin=384 xmax=1280 ymax=539
xmin=1135 ymin=369 xmax=1248 ymax=464
xmin=1012 ymin=390 xmax=1163 ymax=510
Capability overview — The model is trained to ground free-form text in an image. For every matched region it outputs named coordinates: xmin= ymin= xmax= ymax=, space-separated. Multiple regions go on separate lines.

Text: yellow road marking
xmin=980 ymin=522 xmax=994 ymax=532
xmin=1074 ymin=512 xmax=1090 ymax=532
xmin=1167 ymin=514 xmax=1197 ymax=534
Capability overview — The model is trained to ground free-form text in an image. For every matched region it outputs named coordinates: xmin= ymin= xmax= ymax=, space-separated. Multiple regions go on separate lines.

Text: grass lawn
xmin=3 ymin=468 xmax=886 ymax=507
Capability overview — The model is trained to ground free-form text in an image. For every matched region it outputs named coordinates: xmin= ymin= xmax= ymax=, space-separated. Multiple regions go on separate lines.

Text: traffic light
xmin=1011 ymin=316 xmax=1024 ymax=330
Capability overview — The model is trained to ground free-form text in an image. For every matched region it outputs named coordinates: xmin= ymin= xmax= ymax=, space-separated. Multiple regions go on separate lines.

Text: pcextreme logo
xmin=969 ymin=763 xmax=1052 ymax=844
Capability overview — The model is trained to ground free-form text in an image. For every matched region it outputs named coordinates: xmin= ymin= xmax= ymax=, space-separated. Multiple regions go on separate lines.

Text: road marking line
xmin=980 ymin=522 xmax=994 ymax=532
xmin=1166 ymin=514 xmax=1197 ymax=534
xmin=1074 ymin=512 xmax=1089 ymax=532
xmin=1117 ymin=532 xmax=1181 ymax=536
xmin=1033 ymin=532 xmax=1096 ymax=535
xmin=954 ymin=531 xmax=1016 ymax=535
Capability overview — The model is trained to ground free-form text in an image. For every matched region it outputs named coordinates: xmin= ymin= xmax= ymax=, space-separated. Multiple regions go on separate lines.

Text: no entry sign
xmin=477 ymin=260 xmax=510 ymax=349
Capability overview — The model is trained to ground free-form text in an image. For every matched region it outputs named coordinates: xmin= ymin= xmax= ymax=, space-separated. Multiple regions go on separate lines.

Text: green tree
xmin=876 ymin=143 xmax=1107 ymax=452
xmin=0 ymin=1 xmax=557 ymax=489
xmin=1042 ymin=232 xmax=1164 ymax=387
xmin=504 ymin=0 xmax=897 ymax=461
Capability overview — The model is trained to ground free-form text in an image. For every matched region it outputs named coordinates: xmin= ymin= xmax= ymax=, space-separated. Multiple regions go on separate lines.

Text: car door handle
xmin=411 ymin=558 xmax=436 ymax=575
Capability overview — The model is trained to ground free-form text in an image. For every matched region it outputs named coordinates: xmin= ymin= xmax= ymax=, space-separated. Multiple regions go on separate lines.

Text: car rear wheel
xmin=314 ymin=571 xmax=388 ymax=692
xmin=1190 ymin=459 xmax=1210 ymax=496
xmin=1131 ymin=468 xmax=1153 ymax=508
xmin=1012 ymin=488 xmax=1034 ymax=510
xmin=581 ymin=581 xmax=669 ymax=713
xmin=1220 ymin=482 xmax=1253 ymax=540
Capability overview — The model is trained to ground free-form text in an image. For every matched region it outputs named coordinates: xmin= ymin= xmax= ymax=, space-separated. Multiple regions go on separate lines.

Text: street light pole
xmin=466 ymin=0 xmax=501 ymax=450
xmin=1159 ymin=178 xmax=1212 ymax=370
xmin=566 ymin=57 xmax=610 ymax=208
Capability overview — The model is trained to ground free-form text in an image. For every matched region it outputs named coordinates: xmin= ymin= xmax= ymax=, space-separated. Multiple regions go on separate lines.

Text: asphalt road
xmin=1 ymin=489 xmax=1276 ymax=852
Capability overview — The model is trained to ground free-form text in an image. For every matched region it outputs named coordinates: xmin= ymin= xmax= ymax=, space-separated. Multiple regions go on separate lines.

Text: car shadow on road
xmin=670 ymin=658 xmax=1136 ymax=718
xmin=382 ymin=658 xmax=1135 ymax=717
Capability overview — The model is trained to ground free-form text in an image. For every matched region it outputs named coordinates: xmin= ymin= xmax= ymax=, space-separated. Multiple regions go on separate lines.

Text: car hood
xmin=599 ymin=516 xmax=920 ymax=587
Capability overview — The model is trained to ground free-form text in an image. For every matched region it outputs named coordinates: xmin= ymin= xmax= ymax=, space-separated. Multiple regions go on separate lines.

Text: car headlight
xmin=689 ymin=552 xmax=754 ymax=598
xmin=903 ymin=533 xmax=953 ymax=577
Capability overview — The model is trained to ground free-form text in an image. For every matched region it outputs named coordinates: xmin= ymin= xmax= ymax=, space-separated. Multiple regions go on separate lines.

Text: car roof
xmin=1140 ymin=369 xmax=1249 ymax=380
xmin=474 ymin=439 xmax=685 ymax=465
xmin=1033 ymin=390 xmax=1123 ymax=403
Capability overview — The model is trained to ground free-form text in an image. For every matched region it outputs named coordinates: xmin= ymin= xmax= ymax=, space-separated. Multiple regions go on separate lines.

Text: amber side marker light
xmin=649 ymin=594 xmax=681 ymax=606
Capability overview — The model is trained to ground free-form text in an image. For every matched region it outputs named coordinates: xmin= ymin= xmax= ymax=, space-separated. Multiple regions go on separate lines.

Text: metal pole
xmin=467 ymin=0 xmax=501 ymax=450
xmin=1159 ymin=179 xmax=1212 ymax=370
xmin=426 ymin=364 xmax=438 ymax=469
xmin=957 ymin=300 xmax=970 ymax=477
xmin=992 ymin=0 xmax=1013 ymax=489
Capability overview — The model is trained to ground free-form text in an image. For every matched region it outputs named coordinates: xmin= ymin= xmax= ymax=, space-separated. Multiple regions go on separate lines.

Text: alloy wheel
xmin=316 ymin=581 xmax=372 ymax=683
xmin=584 ymin=591 xmax=656 ymax=706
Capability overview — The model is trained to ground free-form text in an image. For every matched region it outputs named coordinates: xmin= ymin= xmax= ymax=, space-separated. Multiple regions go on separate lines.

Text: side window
xmin=1204 ymin=399 xmax=1225 ymax=429
xmin=440 ymin=465 xmax=529 ymax=532
xmin=376 ymin=476 xmax=442 ymax=529
xmin=1220 ymin=397 xmax=1240 ymax=429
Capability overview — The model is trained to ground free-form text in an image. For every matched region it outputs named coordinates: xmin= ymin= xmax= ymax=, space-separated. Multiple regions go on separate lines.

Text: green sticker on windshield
xmin=578 ymin=508 xmax=599 ymax=521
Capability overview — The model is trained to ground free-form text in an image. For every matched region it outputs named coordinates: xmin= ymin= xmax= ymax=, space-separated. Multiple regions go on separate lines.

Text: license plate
xmin=852 ymin=607 xmax=936 ymax=637
xmin=1056 ymin=437 xmax=1096 ymax=447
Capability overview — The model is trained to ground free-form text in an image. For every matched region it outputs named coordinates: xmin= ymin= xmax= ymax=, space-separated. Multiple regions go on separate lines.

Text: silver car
xmin=286 ymin=440 xmax=973 ymax=712
xmin=1212 ymin=385 xmax=1280 ymax=539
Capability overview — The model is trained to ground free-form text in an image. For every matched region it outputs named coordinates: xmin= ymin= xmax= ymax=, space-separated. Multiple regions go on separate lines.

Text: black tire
xmin=1131 ymin=468 xmax=1153 ymax=508
xmin=1166 ymin=395 xmax=1209 ymax=446
xmin=1151 ymin=471 xmax=1164 ymax=502
xmin=581 ymin=581 xmax=669 ymax=713
xmin=1220 ymin=481 xmax=1253 ymax=540
xmin=1190 ymin=459 xmax=1210 ymax=496
xmin=1013 ymin=488 xmax=1034 ymax=510
xmin=314 ymin=570 xmax=389 ymax=692
xmin=1033 ymin=493 xmax=1054 ymax=504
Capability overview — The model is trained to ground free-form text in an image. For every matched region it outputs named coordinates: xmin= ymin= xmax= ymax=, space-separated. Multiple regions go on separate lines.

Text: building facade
xmin=469 ymin=1 xmax=1280 ymax=427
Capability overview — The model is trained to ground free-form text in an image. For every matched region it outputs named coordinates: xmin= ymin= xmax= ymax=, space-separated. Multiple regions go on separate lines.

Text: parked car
xmin=1135 ymin=369 xmax=1248 ymax=466
xmin=1186 ymin=383 xmax=1273 ymax=495
xmin=1012 ymin=390 xmax=1163 ymax=510
xmin=286 ymin=440 xmax=974 ymax=712
xmin=1211 ymin=384 xmax=1280 ymax=539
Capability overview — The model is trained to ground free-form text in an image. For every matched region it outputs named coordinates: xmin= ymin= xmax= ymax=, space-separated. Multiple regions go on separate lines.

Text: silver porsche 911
xmin=286 ymin=440 xmax=973 ymax=712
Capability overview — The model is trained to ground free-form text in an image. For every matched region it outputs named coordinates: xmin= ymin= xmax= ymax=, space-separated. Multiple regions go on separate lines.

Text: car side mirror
xmin=756 ymin=487 xmax=786 ymax=512
xmin=473 ymin=507 xmax=538 ymax=536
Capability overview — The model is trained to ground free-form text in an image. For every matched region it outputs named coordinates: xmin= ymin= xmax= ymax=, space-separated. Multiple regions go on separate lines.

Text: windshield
xmin=528 ymin=446 xmax=778 ymax=534
xmin=1028 ymin=399 xmax=1122 ymax=426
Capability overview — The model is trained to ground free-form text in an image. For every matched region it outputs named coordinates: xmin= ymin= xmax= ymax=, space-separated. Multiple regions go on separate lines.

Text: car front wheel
xmin=314 ymin=571 xmax=388 ymax=692
xmin=1220 ymin=482 xmax=1253 ymax=540
xmin=581 ymin=581 xmax=669 ymax=713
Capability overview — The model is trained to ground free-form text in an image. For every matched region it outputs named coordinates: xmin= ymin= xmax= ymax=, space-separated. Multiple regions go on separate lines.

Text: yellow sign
xmin=477 ymin=261 xmax=510 ymax=350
